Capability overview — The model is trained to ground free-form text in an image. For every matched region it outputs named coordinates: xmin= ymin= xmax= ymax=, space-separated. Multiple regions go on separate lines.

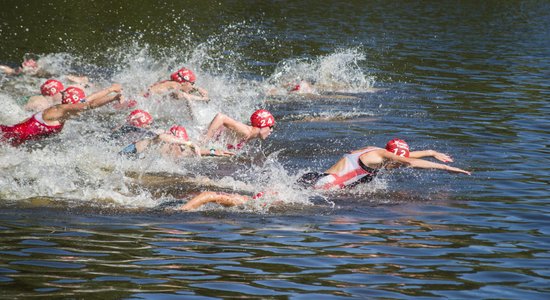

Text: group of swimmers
xmin=1 ymin=57 xmax=471 ymax=211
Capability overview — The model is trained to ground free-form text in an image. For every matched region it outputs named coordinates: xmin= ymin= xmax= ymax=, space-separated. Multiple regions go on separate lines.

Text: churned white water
xmin=0 ymin=33 xmax=378 ymax=210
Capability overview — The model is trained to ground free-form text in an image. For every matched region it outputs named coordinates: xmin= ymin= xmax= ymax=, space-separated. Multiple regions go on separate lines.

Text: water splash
xmin=266 ymin=47 xmax=376 ymax=93
xmin=0 ymin=26 xmax=376 ymax=212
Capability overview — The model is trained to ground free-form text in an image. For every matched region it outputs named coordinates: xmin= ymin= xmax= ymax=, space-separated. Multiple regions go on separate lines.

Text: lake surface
xmin=1 ymin=1 xmax=549 ymax=299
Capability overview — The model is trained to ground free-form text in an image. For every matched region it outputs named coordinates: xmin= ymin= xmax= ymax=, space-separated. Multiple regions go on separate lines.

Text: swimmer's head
xmin=385 ymin=138 xmax=410 ymax=157
xmin=290 ymin=84 xmax=301 ymax=92
xmin=250 ymin=109 xmax=275 ymax=128
xmin=252 ymin=192 xmax=265 ymax=200
xmin=21 ymin=53 xmax=38 ymax=70
xmin=170 ymin=67 xmax=196 ymax=84
xmin=169 ymin=125 xmax=189 ymax=141
xmin=61 ymin=87 xmax=86 ymax=104
xmin=127 ymin=109 xmax=153 ymax=128
xmin=40 ymin=79 xmax=64 ymax=96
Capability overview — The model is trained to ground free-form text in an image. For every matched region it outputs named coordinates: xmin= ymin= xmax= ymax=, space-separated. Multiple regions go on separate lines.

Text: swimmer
xmin=0 ymin=54 xmax=42 ymax=76
xmin=288 ymin=79 xmax=315 ymax=94
xmin=145 ymin=67 xmax=208 ymax=101
xmin=267 ymin=79 xmax=316 ymax=97
xmin=23 ymin=79 xmax=65 ymax=112
xmin=177 ymin=139 xmax=470 ymax=211
xmin=202 ymin=109 xmax=275 ymax=150
xmin=264 ymin=78 xmax=365 ymax=103
xmin=24 ymin=77 xmax=97 ymax=112
xmin=0 ymin=84 xmax=124 ymax=147
xmin=298 ymin=138 xmax=471 ymax=190
xmin=110 ymin=109 xmax=160 ymax=145
xmin=0 ymin=54 xmax=91 ymax=83
xmin=177 ymin=191 xmax=266 ymax=211
xmin=119 ymin=124 xmax=234 ymax=159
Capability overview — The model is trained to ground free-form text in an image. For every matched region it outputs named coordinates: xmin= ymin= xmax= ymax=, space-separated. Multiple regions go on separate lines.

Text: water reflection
xmin=0 ymin=205 xmax=547 ymax=298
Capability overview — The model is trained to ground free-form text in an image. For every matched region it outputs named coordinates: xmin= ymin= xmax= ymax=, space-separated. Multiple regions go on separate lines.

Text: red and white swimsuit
xmin=314 ymin=147 xmax=380 ymax=189
xmin=0 ymin=112 xmax=64 ymax=146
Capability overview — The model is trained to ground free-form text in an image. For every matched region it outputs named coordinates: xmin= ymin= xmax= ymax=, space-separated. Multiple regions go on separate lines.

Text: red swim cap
xmin=290 ymin=84 xmax=301 ymax=92
xmin=170 ymin=67 xmax=196 ymax=84
xmin=61 ymin=87 xmax=86 ymax=104
xmin=250 ymin=109 xmax=275 ymax=128
xmin=40 ymin=79 xmax=64 ymax=96
xmin=385 ymin=139 xmax=410 ymax=157
xmin=169 ymin=125 xmax=189 ymax=141
xmin=22 ymin=58 xmax=38 ymax=69
xmin=127 ymin=109 xmax=153 ymax=128
xmin=252 ymin=191 xmax=265 ymax=200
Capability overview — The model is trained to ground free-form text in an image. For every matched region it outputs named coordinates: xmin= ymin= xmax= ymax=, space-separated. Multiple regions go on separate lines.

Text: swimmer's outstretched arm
xmin=0 ymin=65 xmax=17 ymax=75
xmin=409 ymin=150 xmax=453 ymax=163
xmin=173 ymin=86 xmax=209 ymax=101
xmin=43 ymin=92 xmax=123 ymax=123
xmin=65 ymin=74 xmax=89 ymax=84
xmin=382 ymin=151 xmax=471 ymax=175
xmin=86 ymin=84 xmax=122 ymax=102
xmin=177 ymin=191 xmax=249 ymax=211
xmin=66 ymin=75 xmax=92 ymax=89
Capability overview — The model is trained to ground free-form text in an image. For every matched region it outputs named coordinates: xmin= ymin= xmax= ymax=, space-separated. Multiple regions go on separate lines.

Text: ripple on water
xmin=10 ymin=260 xmax=85 ymax=269
xmin=460 ymin=271 xmax=542 ymax=283
xmin=326 ymin=272 xmax=462 ymax=286
xmin=191 ymin=282 xmax=287 ymax=297
xmin=133 ymin=258 xmax=240 ymax=266
xmin=434 ymin=285 xmax=550 ymax=300
xmin=92 ymin=276 xmax=167 ymax=285
xmin=22 ymin=247 xmax=108 ymax=257
xmin=256 ymin=279 xmax=339 ymax=292
xmin=153 ymin=248 xmax=251 ymax=259
xmin=19 ymin=239 xmax=57 ymax=246
xmin=214 ymin=265 xmax=269 ymax=275
xmin=128 ymin=293 xmax=214 ymax=300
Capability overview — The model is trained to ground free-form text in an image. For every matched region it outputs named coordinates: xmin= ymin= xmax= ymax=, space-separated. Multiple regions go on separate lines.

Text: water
xmin=1 ymin=1 xmax=549 ymax=298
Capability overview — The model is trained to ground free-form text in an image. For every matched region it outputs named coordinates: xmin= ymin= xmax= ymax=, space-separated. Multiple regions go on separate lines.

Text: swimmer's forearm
xmin=87 ymin=84 xmax=122 ymax=102
xmin=409 ymin=158 xmax=470 ymax=175
xmin=410 ymin=150 xmax=453 ymax=163
xmin=87 ymin=93 xmax=121 ymax=109
xmin=204 ymin=113 xmax=226 ymax=140
xmin=409 ymin=150 xmax=434 ymax=158
xmin=178 ymin=191 xmax=249 ymax=211
xmin=0 ymin=65 xmax=16 ymax=75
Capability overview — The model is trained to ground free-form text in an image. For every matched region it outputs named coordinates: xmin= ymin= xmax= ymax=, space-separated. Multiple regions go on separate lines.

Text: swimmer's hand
xmin=117 ymin=94 xmax=126 ymax=104
xmin=433 ymin=151 xmax=453 ymax=163
xmin=190 ymin=142 xmax=202 ymax=157
xmin=195 ymin=87 xmax=208 ymax=100
xmin=213 ymin=149 xmax=235 ymax=157
xmin=114 ymin=94 xmax=126 ymax=104
xmin=446 ymin=166 xmax=471 ymax=175
xmin=66 ymin=74 xmax=89 ymax=84
xmin=109 ymin=83 xmax=123 ymax=94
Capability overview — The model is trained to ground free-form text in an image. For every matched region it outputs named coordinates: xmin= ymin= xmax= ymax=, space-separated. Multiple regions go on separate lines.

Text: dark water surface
xmin=1 ymin=1 xmax=549 ymax=299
